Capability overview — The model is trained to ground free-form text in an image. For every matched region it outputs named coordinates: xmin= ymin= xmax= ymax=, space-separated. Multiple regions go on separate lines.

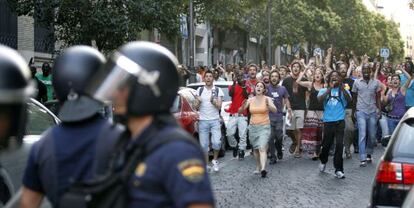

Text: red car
xmin=172 ymin=88 xmax=199 ymax=136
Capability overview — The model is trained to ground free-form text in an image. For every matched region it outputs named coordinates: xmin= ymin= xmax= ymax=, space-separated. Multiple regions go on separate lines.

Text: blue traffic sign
xmin=380 ymin=48 xmax=390 ymax=58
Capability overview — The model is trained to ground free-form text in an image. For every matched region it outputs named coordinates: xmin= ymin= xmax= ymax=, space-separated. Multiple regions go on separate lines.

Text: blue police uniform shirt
xmin=318 ymin=87 xmax=350 ymax=122
xmin=23 ymin=116 xmax=116 ymax=207
xmin=128 ymin=123 xmax=214 ymax=208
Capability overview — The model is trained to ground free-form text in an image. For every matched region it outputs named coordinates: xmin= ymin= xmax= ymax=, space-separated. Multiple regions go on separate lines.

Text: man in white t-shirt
xmin=195 ymin=70 xmax=224 ymax=172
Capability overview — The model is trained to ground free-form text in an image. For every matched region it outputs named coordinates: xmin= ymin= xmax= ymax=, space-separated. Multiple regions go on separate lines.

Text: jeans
xmin=379 ymin=115 xmax=390 ymax=138
xmin=199 ymin=119 xmax=222 ymax=152
xmin=356 ymin=111 xmax=378 ymax=161
xmin=387 ymin=117 xmax=400 ymax=136
xmin=320 ymin=120 xmax=345 ymax=172
xmin=268 ymin=120 xmax=284 ymax=159
xmin=226 ymin=116 xmax=248 ymax=150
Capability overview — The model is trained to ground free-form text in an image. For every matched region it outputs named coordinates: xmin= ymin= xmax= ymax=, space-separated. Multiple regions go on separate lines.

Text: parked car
xmin=369 ymin=107 xmax=414 ymax=207
xmin=0 ymin=98 xmax=59 ymax=206
xmin=172 ymin=88 xmax=199 ymax=137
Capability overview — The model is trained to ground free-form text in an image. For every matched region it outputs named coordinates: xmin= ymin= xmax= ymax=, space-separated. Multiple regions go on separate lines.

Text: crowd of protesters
xmin=182 ymin=49 xmax=414 ymax=179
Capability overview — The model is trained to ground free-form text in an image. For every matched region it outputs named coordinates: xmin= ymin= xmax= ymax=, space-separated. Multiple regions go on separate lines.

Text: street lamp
xmin=188 ymin=0 xmax=196 ymax=83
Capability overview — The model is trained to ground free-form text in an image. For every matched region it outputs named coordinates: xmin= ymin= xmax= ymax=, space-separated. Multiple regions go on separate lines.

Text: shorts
xmin=198 ymin=119 xmax=222 ymax=152
xmin=248 ymin=124 xmax=271 ymax=149
xmin=286 ymin=110 xmax=305 ymax=130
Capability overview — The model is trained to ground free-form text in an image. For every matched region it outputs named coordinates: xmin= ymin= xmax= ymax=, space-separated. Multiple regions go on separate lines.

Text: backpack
xmin=198 ymin=86 xmax=219 ymax=98
xmin=324 ymin=88 xmax=345 ymax=109
xmin=59 ymin=122 xmax=199 ymax=208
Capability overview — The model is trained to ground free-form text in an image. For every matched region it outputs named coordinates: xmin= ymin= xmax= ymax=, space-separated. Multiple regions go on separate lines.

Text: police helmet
xmin=52 ymin=46 xmax=106 ymax=122
xmin=86 ymin=41 xmax=179 ymax=116
xmin=0 ymin=44 xmax=34 ymax=147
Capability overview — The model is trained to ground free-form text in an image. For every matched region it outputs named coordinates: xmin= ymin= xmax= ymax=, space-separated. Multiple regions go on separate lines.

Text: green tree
xmin=9 ymin=0 xmax=187 ymax=52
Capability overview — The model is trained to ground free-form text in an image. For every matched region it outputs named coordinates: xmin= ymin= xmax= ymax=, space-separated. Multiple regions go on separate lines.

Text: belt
xmin=387 ymin=115 xmax=403 ymax=120
xmin=230 ymin=113 xmax=246 ymax=117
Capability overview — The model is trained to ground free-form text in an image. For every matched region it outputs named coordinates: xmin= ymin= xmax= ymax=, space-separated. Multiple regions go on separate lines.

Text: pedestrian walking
xmin=239 ymin=82 xmax=277 ymax=177
xmin=29 ymin=66 xmax=47 ymax=103
xmin=246 ymin=64 xmax=258 ymax=95
xmin=352 ymin=64 xmax=382 ymax=167
xmin=383 ymin=74 xmax=410 ymax=134
xmin=85 ymin=41 xmax=215 ymax=207
xmin=339 ymin=62 xmax=357 ymax=158
xmin=318 ymin=71 xmax=352 ymax=179
xmin=267 ymin=71 xmax=292 ymax=164
xmin=296 ymin=67 xmax=324 ymax=160
xmin=194 ymin=70 xmax=224 ymax=172
xmin=283 ymin=61 xmax=307 ymax=158
xmin=20 ymin=46 xmax=124 ymax=208
xmin=226 ymin=70 xmax=251 ymax=159
xmin=35 ymin=62 xmax=54 ymax=101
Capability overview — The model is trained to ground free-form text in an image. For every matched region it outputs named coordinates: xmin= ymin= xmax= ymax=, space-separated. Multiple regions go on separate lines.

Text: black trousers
xmin=320 ymin=120 xmax=345 ymax=172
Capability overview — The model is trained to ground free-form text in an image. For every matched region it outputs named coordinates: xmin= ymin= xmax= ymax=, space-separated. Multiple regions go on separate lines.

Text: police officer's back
xmin=20 ymin=46 xmax=124 ymax=208
xmin=87 ymin=41 xmax=215 ymax=208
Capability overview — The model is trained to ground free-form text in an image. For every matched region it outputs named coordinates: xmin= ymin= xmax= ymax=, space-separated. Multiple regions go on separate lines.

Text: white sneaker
xmin=212 ymin=160 xmax=219 ymax=172
xmin=335 ymin=171 xmax=345 ymax=179
xmin=319 ymin=163 xmax=326 ymax=172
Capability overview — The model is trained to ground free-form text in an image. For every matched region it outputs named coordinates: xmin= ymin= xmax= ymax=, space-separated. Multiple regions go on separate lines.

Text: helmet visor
xmin=86 ymin=52 xmax=161 ymax=102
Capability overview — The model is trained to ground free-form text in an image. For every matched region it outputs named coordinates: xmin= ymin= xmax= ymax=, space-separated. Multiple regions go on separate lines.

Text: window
xmin=393 ymin=119 xmax=414 ymax=158
xmin=26 ymin=102 xmax=56 ymax=135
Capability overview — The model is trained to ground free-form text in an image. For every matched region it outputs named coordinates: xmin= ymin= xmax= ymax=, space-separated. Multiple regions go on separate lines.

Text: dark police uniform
xmin=127 ymin=122 xmax=214 ymax=208
xmin=23 ymin=115 xmax=120 ymax=207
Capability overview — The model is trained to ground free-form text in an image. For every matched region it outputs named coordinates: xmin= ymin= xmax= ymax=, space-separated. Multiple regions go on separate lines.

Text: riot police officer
xmin=0 ymin=44 xmax=35 ymax=205
xmin=87 ymin=41 xmax=215 ymax=208
xmin=20 ymin=46 xmax=124 ymax=208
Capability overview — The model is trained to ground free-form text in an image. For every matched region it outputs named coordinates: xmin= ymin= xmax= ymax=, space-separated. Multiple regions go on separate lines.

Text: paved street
xmin=210 ymin=145 xmax=385 ymax=208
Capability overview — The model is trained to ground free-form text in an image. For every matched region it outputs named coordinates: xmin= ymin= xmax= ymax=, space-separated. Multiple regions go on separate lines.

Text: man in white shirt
xmin=195 ymin=70 xmax=224 ymax=172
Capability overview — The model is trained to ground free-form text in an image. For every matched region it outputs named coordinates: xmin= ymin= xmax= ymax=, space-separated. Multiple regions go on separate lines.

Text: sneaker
xmin=335 ymin=171 xmax=345 ymax=179
xmin=360 ymin=161 xmax=367 ymax=167
xmin=367 ymin=154 xmax=372 ymax=163
xmin=277 ymin=152 xmax=283 ymax=160
xmin=253 ymin=170 xmax=260 ymax=174
xmin=269 ymin=157 xmax=277 ymax=165
xmin=261 ymin=170 xmax=268 ymax=178
xmin=289 ymin=144 xmax=295 ymax=154
xmin=319 ymin=163 xmax=326 ymax=172
xmin=212 ymin=160 xmax=219 ymax=172
xmin=294 ymin=152 xmax=302 ymax=158
xmin=345 ymin=152 xmax=352 ymax=159
xmin=238 ymin=150 xmax=245 ymax=160
xmin=232 ymin=148 xmax=238 ymax=158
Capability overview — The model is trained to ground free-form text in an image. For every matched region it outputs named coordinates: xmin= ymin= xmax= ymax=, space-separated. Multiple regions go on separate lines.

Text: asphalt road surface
xmin=209 ymin=145 xmax=385 ymax=208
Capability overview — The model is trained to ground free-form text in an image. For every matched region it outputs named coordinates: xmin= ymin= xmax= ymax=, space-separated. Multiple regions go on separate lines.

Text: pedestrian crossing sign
xmin=380 ymin=48 xmax=390 ymax=58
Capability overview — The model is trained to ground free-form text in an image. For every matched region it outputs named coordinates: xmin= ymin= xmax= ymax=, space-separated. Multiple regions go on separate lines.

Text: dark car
xmin=369 ymin=107 xmax=414 ymax=207
xmin=172 ymin=88 xmax=199 ymax=137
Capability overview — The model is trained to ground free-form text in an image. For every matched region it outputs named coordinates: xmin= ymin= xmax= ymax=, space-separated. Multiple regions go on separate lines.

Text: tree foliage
xmin=9 ymin=0 xmax=186 ymax=52
xmin=9 ymin=0 xmax=405 ymax=62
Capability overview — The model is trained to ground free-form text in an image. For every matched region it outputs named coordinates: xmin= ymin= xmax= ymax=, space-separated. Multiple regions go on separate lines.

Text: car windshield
xmin=26 ymin=102 xmax=56 ymax=135
xmin=187 ymin=85 xmax=231 ymax=102
xmin=393 ymin=119 xmax=414 ymax=158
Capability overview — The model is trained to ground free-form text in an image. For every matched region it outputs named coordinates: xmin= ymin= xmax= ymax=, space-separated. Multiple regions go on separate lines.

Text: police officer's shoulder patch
xmin=177 ymin=159 xmax=205 ymax=183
